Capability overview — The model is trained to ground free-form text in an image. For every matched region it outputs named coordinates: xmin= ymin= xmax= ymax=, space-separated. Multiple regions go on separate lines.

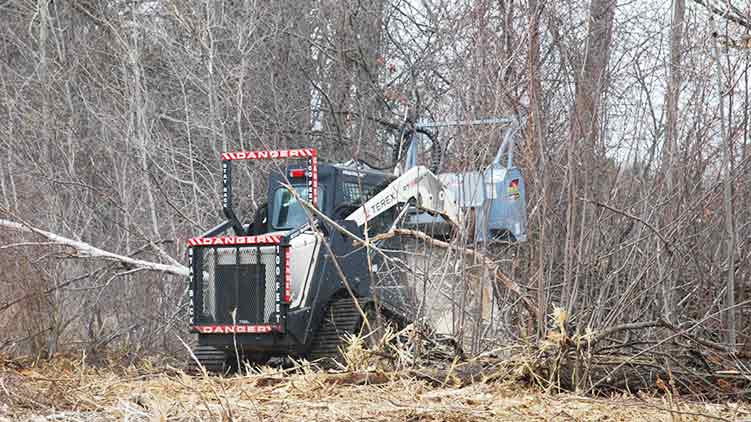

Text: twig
xmin=585 ymin=301 xmax=751 ymax=395
xmin=691 ymin=0 xmax=751 ymax=30
xmin=581 ymin=197 xmax=673 ymax=255
xmin=591 ymin=320 xmax=664 ymax=345
xmin=661 ymin=319 xmax=732 ymax=353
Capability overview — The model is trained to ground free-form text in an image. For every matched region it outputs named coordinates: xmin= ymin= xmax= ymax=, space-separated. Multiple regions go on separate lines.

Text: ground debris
xmin=1 ymin=355 xmax=749 ymax=422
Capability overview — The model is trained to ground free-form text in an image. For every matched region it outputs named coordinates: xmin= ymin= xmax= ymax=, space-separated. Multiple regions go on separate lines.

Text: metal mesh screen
xmin=342 ymin=182 xmax=362 ymax=204
xmin=342 ymin=182 xmax=375 ymax=204
xmin=199 ymin=246 xmax=278 ymax=324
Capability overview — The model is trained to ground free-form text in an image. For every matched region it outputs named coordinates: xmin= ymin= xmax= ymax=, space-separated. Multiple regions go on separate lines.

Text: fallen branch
xmin=0 ymin=218 xmax=189 ymax=277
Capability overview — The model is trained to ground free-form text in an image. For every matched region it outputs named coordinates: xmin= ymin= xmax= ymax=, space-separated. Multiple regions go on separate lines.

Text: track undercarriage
xmin=188 ymin=297 xmax=389 ymax=374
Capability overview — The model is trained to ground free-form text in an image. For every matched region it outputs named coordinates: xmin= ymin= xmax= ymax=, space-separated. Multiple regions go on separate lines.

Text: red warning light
xmin=289 ymin=169 xmax=306 ymax=178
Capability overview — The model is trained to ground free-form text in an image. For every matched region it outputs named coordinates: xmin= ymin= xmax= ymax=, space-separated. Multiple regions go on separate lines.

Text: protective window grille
xmin=199 ymin=246 xmax=277 ymax=324
xmin=342 ymin=182 xmax=374 ymax=204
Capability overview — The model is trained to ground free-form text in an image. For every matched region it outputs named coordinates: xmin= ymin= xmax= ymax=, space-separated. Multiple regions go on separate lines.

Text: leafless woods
xmin=0 ymin=0 xmax=749 ymax=364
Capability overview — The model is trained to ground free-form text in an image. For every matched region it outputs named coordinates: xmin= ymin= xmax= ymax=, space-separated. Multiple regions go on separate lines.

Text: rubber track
xmin=308 ymin=297 xmax=367 ymax=363
xmin=188 ymin=345 xmax=227 ymax=374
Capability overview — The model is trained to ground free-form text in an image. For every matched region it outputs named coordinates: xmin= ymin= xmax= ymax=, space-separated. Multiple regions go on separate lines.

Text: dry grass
xmin=1 ymin=353 xmax=749 ymax=422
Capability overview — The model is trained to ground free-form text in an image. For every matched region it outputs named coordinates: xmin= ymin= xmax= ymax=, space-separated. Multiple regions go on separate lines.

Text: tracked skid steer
xmin=187 ymin=119 xmax=527 ymax=373
xmin=187 ymin=148 xmax=451 ymax=372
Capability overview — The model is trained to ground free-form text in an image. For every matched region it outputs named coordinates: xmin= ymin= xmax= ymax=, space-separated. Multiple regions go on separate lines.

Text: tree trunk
xmin=660 ymin=0 xmax=685 ymax=322
xmin=563 ymin=0 xmax=616 ymax=310
xmin=527 ymin=0 xmax=546 ymax=337
xmin=710 ymin=20 xmax=737 ymax=350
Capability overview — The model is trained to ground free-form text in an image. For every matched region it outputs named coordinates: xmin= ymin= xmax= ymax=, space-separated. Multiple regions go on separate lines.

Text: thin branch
xmin=0 ymin=218 xmax=188 ymax=277
xmin=691 ymin=0 xmax=751 ymax=30
xmin=582 ymin=197 xmax=673 ymax=255
xmin=591 ymin=320 xmax=664 ymax=344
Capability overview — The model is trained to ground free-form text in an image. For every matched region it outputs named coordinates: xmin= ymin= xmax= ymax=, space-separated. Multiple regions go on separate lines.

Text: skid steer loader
xmin=187 ymin=148 xmax=462 ymax=371
xmin=186 ymin=121 xmax=527 ymax=373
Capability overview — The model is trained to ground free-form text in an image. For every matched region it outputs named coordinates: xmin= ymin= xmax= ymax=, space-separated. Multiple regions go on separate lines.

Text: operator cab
xmin=263 ymin=162 xmax=408 ymax=317
xmin=263 ymin=162 xmax=394 ymax=235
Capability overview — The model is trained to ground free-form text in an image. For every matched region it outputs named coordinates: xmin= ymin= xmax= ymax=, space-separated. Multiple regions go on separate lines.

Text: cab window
xmin=271 ymin=186 xmax=325 ymax=230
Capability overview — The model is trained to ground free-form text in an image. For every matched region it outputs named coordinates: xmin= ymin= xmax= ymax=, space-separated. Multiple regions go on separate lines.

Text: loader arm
xmin=346 ymin=165 xmax=460 ymax=227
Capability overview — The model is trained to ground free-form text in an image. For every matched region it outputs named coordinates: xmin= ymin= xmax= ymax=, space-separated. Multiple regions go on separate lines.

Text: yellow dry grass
xmin=1 ymin=355 xmax=749 ymax=422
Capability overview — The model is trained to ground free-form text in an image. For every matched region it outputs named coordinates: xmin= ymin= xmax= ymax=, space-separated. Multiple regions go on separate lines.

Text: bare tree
xmin=563 ymin=0 xmax=616 ymax=311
